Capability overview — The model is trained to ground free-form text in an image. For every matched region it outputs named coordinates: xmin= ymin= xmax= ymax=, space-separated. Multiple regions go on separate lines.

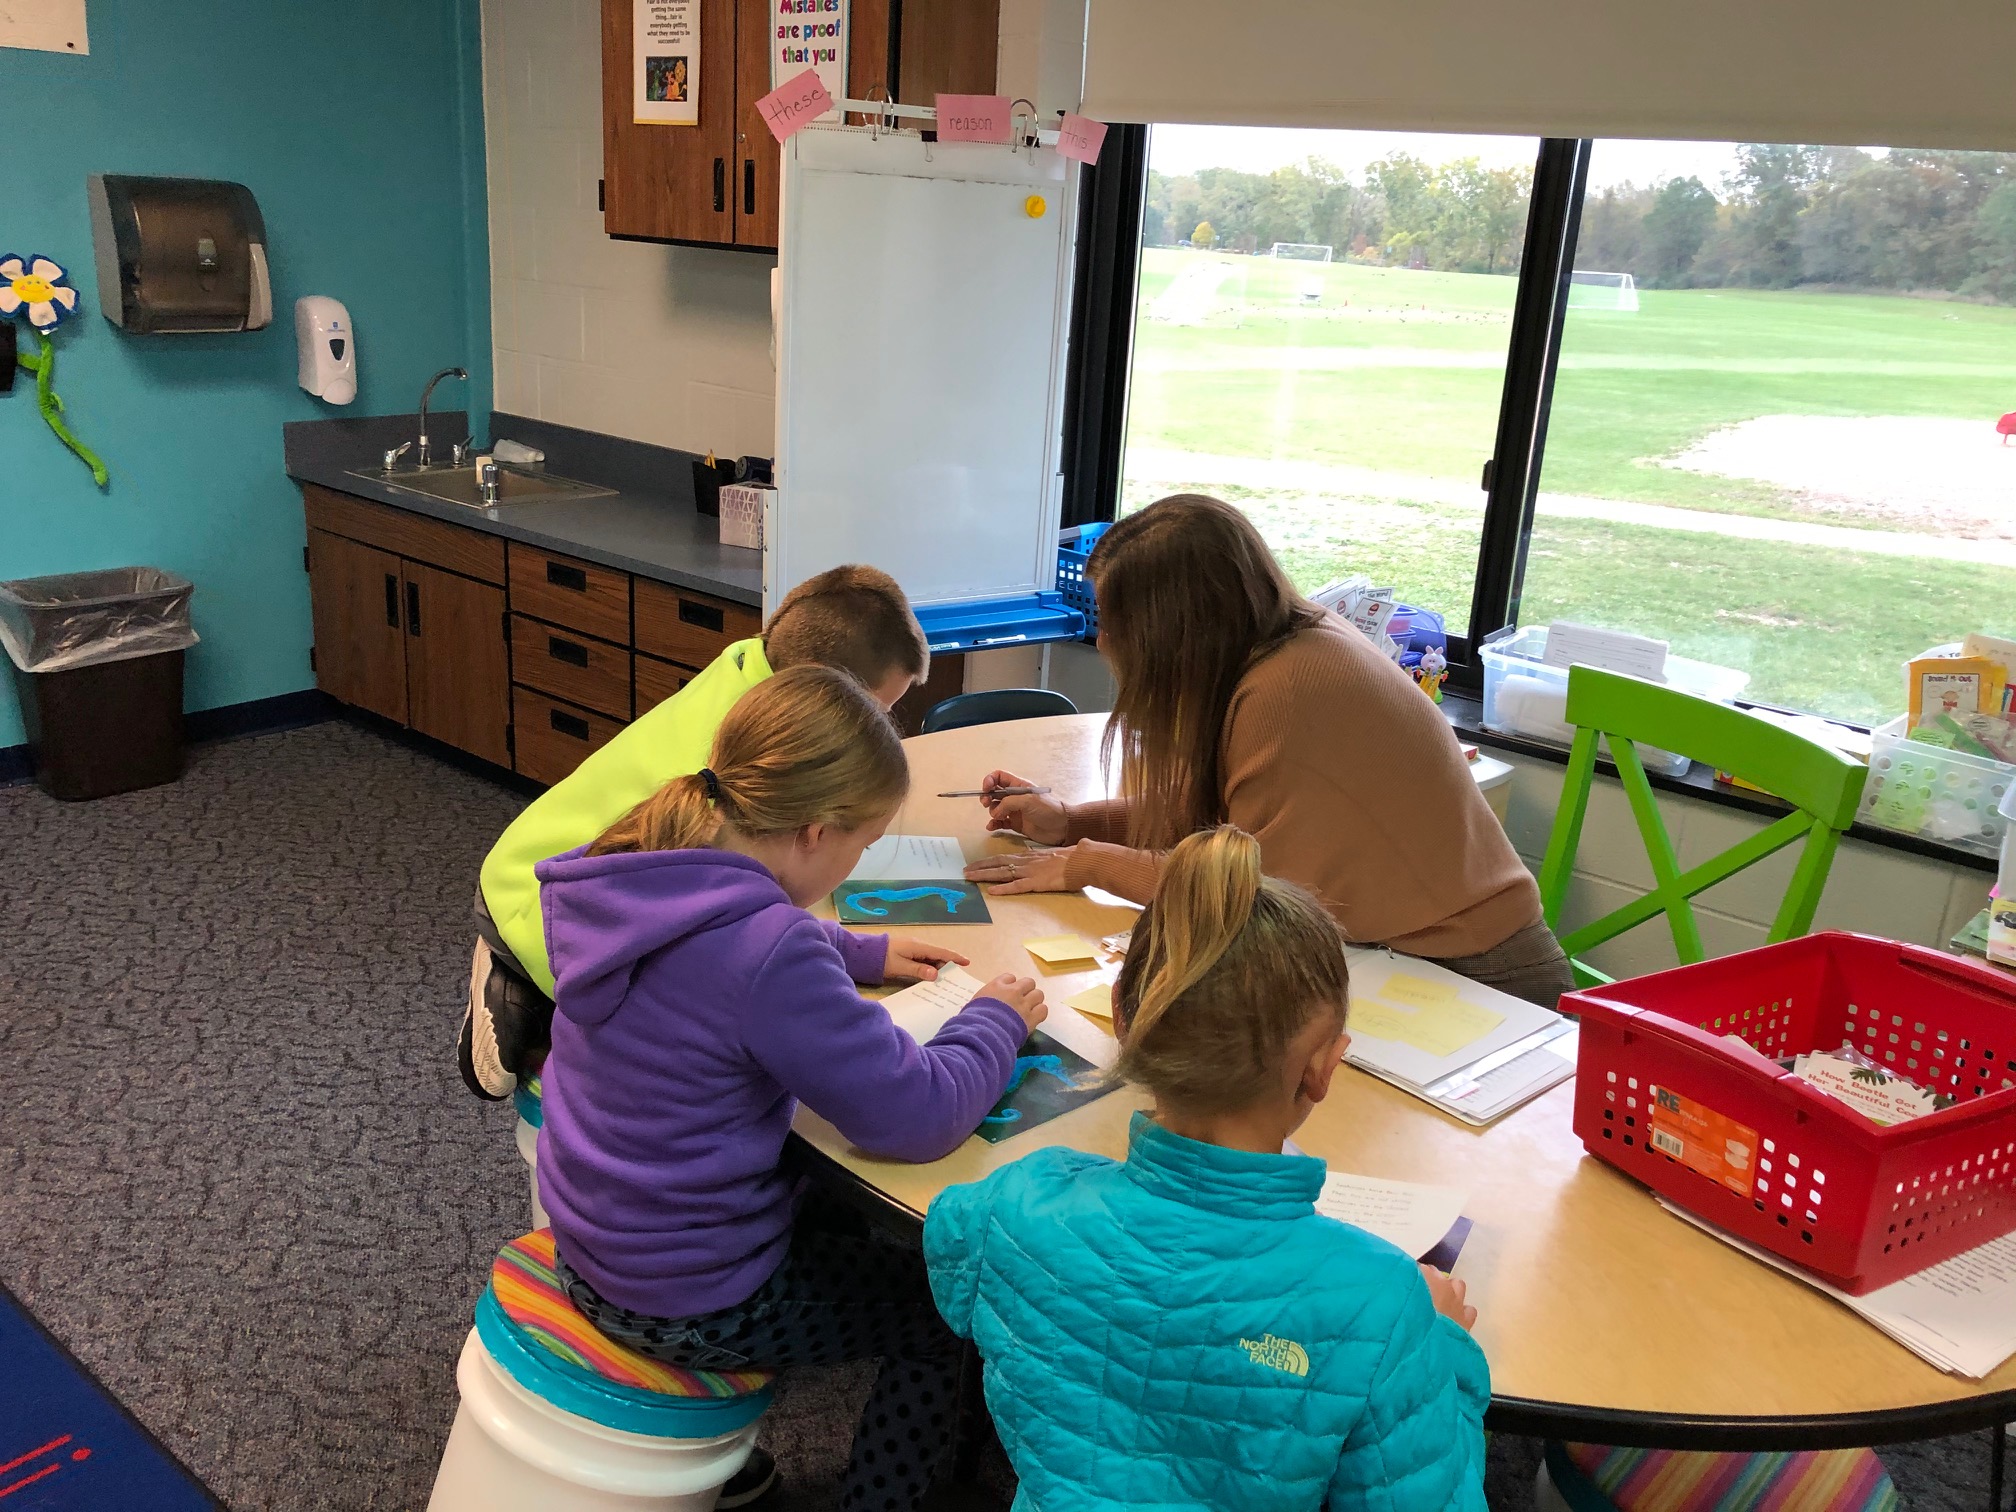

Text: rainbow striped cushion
xmin=1560 ymin=1443 xmax=1897 ymax=1511
xmin=489 ymin=1230 xmax=774 ymax=1399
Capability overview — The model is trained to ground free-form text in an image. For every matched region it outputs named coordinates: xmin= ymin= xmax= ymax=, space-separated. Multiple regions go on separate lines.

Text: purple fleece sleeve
xmin=745 ymin=920 xmax=1025 ymax=1162
xmin=819 ymin=920 xmax=890 ymax=984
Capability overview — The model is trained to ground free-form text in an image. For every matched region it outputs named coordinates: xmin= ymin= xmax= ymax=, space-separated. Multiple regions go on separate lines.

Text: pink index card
xmin=1055 ymin=113 xmax=1108 ymax=165
xmin=756 ymin=68 xmax=834 ymax=143
xmin=935 ymin=93 xmax=1012 ymax=144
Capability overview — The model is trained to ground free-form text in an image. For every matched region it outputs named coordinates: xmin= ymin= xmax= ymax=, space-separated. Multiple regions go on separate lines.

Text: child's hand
xmin=984 ymin=973 xmax=1048 ymax=1034
xmin=1419 ymin=1265 xmax=1477 ymax=1332
xmin=883 ymin=937 xmax=970 ymax=984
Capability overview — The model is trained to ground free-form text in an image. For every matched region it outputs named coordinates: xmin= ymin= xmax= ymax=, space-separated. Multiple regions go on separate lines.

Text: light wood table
xmin=793 ymin=714 xmax=2016 ymax=1450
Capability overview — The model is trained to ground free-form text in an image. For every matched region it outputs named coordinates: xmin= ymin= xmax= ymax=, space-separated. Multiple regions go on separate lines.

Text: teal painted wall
xmin=0 ymin=0 xmax=490 ymax=747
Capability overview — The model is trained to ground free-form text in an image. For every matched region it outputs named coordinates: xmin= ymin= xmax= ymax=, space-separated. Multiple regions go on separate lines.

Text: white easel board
xmin=769 ymin=127 xmax=1076 ymax=612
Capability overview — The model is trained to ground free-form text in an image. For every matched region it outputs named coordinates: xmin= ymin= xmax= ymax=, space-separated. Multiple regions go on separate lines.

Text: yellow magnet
xmin=1024 ymin=194 xmax=1048 ymax=219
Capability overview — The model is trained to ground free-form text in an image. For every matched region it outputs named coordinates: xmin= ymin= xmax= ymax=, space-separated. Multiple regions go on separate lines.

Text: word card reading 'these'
xmin=935 ymin=93 xmax=1011 ymax=144
xmin=757 ymin=67 xmax=834 ymax=143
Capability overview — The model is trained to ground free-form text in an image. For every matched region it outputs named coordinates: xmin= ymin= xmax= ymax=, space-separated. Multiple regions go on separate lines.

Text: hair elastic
xmin=698 ymin=767 xmax=722 ymax=802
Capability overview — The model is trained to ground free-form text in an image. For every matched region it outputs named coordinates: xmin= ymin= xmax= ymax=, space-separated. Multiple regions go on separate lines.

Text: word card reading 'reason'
xmin=757 ymin=67 xmax=834 ymax=143
xmin=935 ymin=93 xmax=1011 ymax=144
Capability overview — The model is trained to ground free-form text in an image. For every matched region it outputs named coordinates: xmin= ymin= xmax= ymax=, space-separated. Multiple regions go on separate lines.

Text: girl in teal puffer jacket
xmin=925 ymin=826 xmax=1490 ymax=1511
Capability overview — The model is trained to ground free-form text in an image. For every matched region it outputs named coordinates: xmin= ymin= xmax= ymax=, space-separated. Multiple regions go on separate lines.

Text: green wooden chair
xmin=1536 ymin=666 xmax=1869 ymax=988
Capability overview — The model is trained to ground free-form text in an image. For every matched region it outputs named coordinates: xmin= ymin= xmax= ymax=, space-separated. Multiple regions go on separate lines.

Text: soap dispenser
xmin=295 ymin=296 xmax=356 ymax=405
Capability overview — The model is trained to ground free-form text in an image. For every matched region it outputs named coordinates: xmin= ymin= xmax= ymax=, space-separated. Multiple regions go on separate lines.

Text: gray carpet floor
xmin=0 ymin=718 xmax=2003 ymax=1510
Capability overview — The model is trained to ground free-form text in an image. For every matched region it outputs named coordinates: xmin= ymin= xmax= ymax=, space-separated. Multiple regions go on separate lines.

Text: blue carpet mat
xmin=0 ymin=1284 xmax=217 ymax=1510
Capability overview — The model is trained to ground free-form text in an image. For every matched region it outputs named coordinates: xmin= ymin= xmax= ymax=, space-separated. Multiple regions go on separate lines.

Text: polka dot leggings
xmin=560 ymin=1208 xmax=963 ymax=1512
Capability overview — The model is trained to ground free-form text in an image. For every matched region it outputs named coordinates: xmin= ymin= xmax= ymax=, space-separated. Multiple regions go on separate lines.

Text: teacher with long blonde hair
xmin=964 ymin=494 xmax=1572 ymax=1007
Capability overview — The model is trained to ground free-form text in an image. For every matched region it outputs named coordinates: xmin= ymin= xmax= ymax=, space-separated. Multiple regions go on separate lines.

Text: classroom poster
xmin=634 ymin=0 xmax=700 ymax=126
xmin=771 ymin=0 xmax=848 ymax=124
xmin=0 ymin=0 xmax=89 ymax=55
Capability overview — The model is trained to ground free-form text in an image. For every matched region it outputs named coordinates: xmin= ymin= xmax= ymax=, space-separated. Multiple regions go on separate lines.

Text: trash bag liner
xmin=0 ymin=568 xmax=198 ymax=674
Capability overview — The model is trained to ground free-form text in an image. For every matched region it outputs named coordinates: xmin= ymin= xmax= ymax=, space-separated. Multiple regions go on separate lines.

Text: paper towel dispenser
xmin=88 ymin=174 xmax=272 ymax=333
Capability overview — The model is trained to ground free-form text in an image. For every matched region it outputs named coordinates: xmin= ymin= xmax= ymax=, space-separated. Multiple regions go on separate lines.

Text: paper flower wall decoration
xmin=1 ymin=250 xmax=106 ymax=487
xmin=0 ymin=254 xmax=80 ymax=331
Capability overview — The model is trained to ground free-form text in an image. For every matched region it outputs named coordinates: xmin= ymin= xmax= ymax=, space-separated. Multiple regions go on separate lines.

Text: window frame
xmin=1063 ymin=132 xmax=1598 ymax=694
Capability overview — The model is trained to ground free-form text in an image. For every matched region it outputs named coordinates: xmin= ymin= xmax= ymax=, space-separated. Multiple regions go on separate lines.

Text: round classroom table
xmin=792 ymin=714 xmax=2016 ymax=1451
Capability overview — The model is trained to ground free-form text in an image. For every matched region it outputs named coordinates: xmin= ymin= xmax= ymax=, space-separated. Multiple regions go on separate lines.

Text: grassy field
xmin=1122 ymin=248 xmax=2016 ymax=723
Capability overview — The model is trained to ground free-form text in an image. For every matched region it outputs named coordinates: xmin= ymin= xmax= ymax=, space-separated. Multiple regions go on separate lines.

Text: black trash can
xmin=0 ymin=568 xmax=198 ymax=801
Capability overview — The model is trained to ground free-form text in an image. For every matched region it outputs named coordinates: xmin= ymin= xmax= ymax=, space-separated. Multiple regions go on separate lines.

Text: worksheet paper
xmin=878 ymin=967 xmax=1117 ymax=1070
xmin=848 ymin=834 xmax=967 ymax=881
xmin=1317 ymin=1173 xmax=1469 ymax=1263
xmin=1342 ymin=948 xmax=1561 ymax=1089
xmin=1658 ymin=1199 xmax=2016 ymax=1378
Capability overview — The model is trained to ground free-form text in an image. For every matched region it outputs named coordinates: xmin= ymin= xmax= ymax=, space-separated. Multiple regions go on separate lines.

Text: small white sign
xmin=634 ymin=0 xmax=699 ymax=126
xmin=770 ymin=0 xmax=848 ymax=124
xmin=1543 ymin=619 xmax=1669 ymax=682
xmin=1 ymin=0 xmax=89 ymax=55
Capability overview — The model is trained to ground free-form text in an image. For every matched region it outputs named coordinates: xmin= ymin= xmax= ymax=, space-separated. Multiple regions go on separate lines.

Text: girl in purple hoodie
xmin=534 ymin=665 xmax=1044 ymax=1511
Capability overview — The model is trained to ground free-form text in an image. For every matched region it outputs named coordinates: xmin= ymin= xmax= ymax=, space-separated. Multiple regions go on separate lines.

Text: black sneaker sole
xmin=717 ymin=1456 xmax=780 ymax=1508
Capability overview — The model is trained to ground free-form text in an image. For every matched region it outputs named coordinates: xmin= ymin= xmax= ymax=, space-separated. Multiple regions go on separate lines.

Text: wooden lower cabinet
xmin=405 ymin=563 xmax=512 ymax=767
xmin=633 ymin=653 xmax=693 ymax=715
xmin=307 ymin=529 xmax=407 ymax=724
xmin=512 ymin=686 xmax=626 ymax=786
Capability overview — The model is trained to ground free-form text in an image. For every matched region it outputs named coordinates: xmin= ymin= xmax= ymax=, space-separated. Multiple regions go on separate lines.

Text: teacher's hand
xmin=964 ymin=845 xmax=1077 ymax=895
xmin=979 ymin=769 xmax=1069 ymax=845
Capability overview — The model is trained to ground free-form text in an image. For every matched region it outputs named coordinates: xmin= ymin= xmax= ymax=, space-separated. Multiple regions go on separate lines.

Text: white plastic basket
xmin=1859 ymin=715 xmax=2014 ymax=858
xmin=719 ymin=484 xmax=768 ymax=551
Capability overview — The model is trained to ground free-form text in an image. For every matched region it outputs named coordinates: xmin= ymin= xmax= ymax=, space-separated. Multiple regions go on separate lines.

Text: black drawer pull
xmin=384 ymin=573 xmax=399 ymax=628
xmin=406 ymin=581 xmax=421 ymax=636
xmin=548 ymin=635 xmax=589 ymax=667
xmin=678 ymin=599 xmax=724 ymax=633
xmin=545 ymin=561 xmax=589 ymax=592
xmin=713 ymin=157 xmax=726 ymax=213
xmin=743 ymin=158 xmax=756 ymax=215
xmin=549 ymin=708 xmax=591 ymax=741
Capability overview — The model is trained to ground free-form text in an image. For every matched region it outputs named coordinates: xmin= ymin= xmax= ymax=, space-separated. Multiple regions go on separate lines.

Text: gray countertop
xmin=283 ymin=411 xmax=762 ymax=607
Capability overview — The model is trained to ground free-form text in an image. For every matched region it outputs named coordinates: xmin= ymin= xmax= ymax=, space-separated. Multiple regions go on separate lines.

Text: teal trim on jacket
xmin=924 ymin=1113 xmax=1490 ymax=1512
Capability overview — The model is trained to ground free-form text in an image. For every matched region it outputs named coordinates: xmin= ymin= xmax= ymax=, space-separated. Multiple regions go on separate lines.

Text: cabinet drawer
xmin=508 ymin=542 xmax=632 ymax=644
xmin=512 ymin=615 xmax=632 ymax=721
xmin=634 ymin=653 xmax=695 ymax=714
xmin=634 ymin=579 xmax=760 ymax=668
xmin=302 ymin=483 xmax=506 ymax=585
xmin=512 ymin=685 xmax=626 ymax=787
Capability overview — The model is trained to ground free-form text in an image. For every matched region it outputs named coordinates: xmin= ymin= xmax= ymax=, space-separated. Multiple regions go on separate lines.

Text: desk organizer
xmin=1859 ymin=715 xmax=2014 ymax=859
xmin=1570 ymin=932 xmax=2016 ymax=1294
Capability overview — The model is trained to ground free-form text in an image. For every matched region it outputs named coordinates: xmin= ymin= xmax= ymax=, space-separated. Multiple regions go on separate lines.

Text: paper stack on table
xmin=1318 ymin=1171 xmax=1472 ymax=1269
xmin=848 ymin=834 xmax=967 ymax=881
xmin=1658 ymin=1199 xmax=2016 ymax=1378
xmin=1342 ymin=948 xmax=1575 ymax=1125
xmin=877 ymin=966 xmax=1117 ymax=1070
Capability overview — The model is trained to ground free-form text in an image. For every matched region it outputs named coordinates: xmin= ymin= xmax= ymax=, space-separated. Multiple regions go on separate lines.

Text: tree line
xmin=1148 ymin=146 xmax=2016 ymax=301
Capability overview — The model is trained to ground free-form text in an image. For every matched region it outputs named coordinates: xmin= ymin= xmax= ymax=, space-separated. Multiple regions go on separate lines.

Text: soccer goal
xmin=1270 ymin=243 xmax=1334 ymax=262
xmin=1568 ymin=270 xmax=1639 ymax=312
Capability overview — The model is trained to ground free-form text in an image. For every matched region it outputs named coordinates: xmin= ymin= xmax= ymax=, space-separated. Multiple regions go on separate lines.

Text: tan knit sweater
xmin=1060 ymin=616 xmax=1542 ymax=959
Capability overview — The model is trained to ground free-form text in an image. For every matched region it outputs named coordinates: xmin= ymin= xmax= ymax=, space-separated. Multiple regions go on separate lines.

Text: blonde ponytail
xmin=1114 ymin=826 xmax=1349 ymax=1112
xmin=589 ymin=665 xmax=908 ymax=857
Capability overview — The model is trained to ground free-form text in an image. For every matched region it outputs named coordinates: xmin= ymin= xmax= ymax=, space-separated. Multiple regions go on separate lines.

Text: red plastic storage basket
xmin=1569 ymin=932 xmax=2016 ymax=1294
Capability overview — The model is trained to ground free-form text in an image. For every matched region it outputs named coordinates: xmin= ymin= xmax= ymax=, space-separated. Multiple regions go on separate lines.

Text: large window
xmin=1525 ymin=140 xmax=2016 ymax=725
xmin=1091 ymin=129 xmax=2016 ymax=728
xmin=1116 ymin=127 xmax=1543 ymax=632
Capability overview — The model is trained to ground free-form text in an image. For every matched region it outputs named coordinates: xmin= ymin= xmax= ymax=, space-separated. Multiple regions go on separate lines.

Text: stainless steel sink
xmin=347 ymin=463 xmax=616 ymax=509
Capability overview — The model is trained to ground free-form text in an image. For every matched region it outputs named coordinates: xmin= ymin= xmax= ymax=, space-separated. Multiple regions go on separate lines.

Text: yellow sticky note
xmin=1066 ymin=982 xmax=1115 ymax=1025
xmin=1349 ymin=994 xmax=1504 ymax=1058
xmin=1381 ymin=973 xmax=1459 ymax=1009
xmin=1026 ymin=934 xmax=1099 ymax=967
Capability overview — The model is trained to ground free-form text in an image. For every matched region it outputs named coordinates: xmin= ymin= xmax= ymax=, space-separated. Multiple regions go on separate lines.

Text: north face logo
xmin=1238 ymin=1334 xmax=1309 ymax=1377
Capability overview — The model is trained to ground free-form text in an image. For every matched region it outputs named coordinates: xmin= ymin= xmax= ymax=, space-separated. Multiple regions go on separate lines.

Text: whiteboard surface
xmin=771 ymin=129 xmax=1074 ymax=611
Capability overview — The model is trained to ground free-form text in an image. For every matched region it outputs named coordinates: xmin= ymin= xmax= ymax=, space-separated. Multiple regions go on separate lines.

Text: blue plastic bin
xmin=1057 ymin=523 xmax=1110 ymax=642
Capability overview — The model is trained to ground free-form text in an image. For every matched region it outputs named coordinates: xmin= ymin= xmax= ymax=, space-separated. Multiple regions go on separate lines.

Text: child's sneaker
xmin=457 ymin=938 xmax=552 ymax=1099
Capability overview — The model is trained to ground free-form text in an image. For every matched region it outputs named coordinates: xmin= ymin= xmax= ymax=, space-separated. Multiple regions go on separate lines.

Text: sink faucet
xmin=417 ymin=366 xmax=468 ymax=469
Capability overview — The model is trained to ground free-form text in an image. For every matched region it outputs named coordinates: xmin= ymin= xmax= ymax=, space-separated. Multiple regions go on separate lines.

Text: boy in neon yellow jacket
xmin=460 ymin=565 xmax=928 ymax=1097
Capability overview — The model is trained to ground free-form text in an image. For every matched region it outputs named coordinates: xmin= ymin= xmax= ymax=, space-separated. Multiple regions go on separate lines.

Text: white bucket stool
xmin=514 ymin=1068 xmax=547 ymax=1230
xmin=429 ymin=1230 xmax=774 ymax=1512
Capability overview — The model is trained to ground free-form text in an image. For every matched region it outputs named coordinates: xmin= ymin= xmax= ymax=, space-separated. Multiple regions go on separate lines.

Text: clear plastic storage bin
xmin=1477 ymin=626 xmax=1749 ymax=777
xmin=1858 ymin=715 xmax=2014 ymax=858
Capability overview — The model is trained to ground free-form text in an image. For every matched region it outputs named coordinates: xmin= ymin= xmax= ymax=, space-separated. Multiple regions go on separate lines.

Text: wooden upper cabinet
xmin=896 ymin=0 xmax=998 ymax=105
xmin=601 ymin=0 xmax=738 ymax=243
xmin=731 ymin=0 xmax=781 ymax=249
